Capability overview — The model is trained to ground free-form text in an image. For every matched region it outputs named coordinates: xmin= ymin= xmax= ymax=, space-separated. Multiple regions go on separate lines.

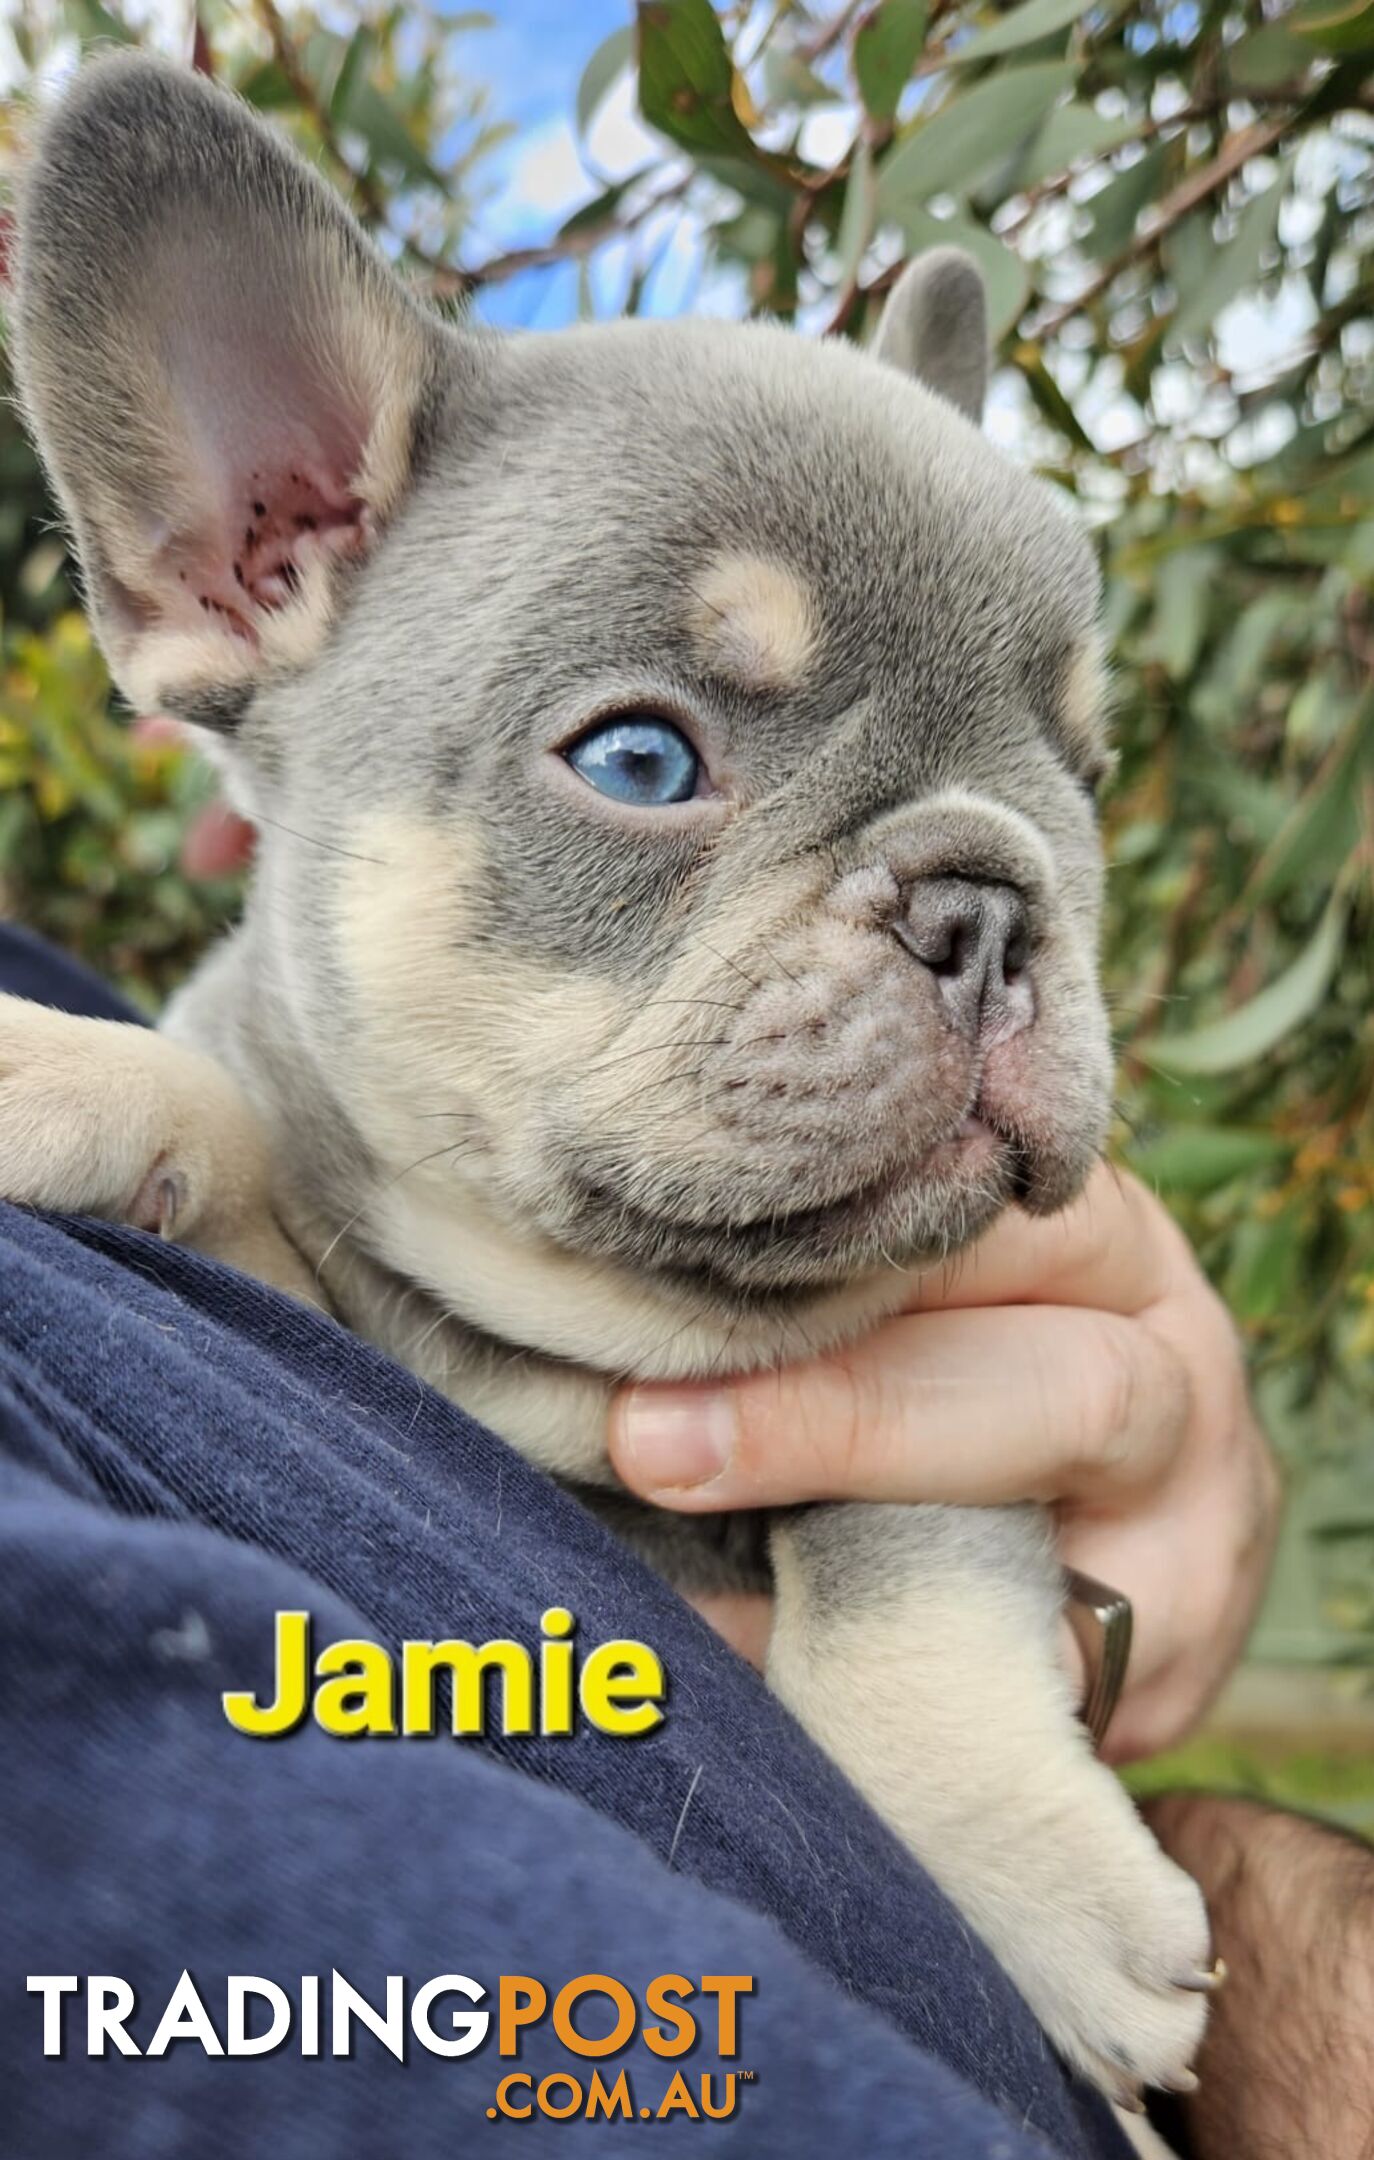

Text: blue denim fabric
xmin=0 ymin=926 xmax=1129 ymax=2159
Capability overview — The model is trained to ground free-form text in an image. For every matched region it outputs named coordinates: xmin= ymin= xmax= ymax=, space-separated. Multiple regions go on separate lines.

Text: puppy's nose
xmin=894 ymin=876 xmax=1034 ymax=1040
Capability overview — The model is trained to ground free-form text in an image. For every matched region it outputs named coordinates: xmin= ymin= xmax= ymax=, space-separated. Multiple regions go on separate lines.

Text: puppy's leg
xmin=0 ymin=993 xmax=318 ymax=1302
xmin=768 ymin=1500 xmax=1211 ymax=2101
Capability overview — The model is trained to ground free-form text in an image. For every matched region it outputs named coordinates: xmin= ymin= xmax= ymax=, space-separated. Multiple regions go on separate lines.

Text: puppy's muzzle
xmin=893 ymin=874 xmax=1034 ymax=1041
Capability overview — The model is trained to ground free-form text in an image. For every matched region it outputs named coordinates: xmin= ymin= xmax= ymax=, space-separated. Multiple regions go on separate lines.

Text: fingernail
xmin=617 ymin=1386 xmax=737 ymax=1494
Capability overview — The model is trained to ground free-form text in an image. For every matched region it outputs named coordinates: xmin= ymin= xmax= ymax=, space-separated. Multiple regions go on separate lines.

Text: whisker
xmin=755 ymin=937 xmax=802 ymax=989
xmin=252 ymin=811 xmax=389 ymax=865
xmin=598 ymin=1067 xmax=710 ymax=1118
xmin=314 ymin=1138 xmax=477 ymax=1281
xmin=634 ymin=1299 xmax=718 ymax=1373
xmin=409 ymin=1304 xmax=457 ymax=1363
xmin=780 ymin=1306 xmax=821 ymax=1367
xmin=584 ymin=1037 xmax=729 ymax=1079
xmin=694 ymin=938 xmax=763 ymax=995
xmin=637 ymin=996 xmax=747 ymax=1016
xmin=705 ymin=1312 xmax=743 ymax=1380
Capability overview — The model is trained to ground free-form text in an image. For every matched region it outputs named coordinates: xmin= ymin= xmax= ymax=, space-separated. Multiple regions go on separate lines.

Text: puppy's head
xmin=15 ymin=58 xmax=1113 ymax=1362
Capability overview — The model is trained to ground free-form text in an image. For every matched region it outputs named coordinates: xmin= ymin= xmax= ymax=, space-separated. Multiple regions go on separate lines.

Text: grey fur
xmin=10 ymin=56 xmax=1213 ymax=2095
xmin=872 ymin=249 xmax=989 ymax=421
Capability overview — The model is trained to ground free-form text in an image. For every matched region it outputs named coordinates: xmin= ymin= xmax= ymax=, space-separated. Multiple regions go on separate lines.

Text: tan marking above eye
xmin=687 ymin=552 xmax=818 ymax=693
xmin=1058 ymin=639 xmax=1112 ymax=763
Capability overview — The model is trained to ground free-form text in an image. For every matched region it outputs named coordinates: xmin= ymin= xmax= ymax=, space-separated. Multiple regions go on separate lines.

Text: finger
xmin=180 ymin=803 xmax=256 ymax=879
xmin=610 ymin=1302 xmax=1192 ymax=1511
xmin=898 ymin=1163 xmax=1189 ymax=1320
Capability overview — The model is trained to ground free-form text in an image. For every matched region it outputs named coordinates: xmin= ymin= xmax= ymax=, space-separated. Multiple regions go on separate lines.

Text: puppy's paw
xmin=0 ymin=993 xmax=316 ymax=1300
xmin=765 ymin=1511 xmax=1213 ymax=2109
xmin=0 ymin=995 xmax=187 ymax=1223
xmin=982 ymin=1794 xmax=1213 ymax=2106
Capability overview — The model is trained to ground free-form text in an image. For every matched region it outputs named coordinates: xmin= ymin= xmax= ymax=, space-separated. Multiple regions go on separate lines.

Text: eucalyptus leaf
xmin=763 ymin=46 xmax=838 ymax=107
xmin=330 ymin=26 xmax=376 ymax=123
xmin=855 ymin=0 xmax=929 ymax=122
xmin=558 ymin=178 xmax=635 ymax=239
xmin=1291 ymin=0 xmax=1374 ymax=55
xmin=577 ymin=25 xmax=634 ymax=139
xmin=1254 ymin=775 xmax=1361 ymax=903
xmin=1171 ymin=178 xmax=1285 ymax=344
xmin=950 ymin=0 xmax=1118 ymax=64
xmin=1128 ymin=1125 xmax=1292 ymax=1193
xmin=712 ymin=203 xmax=782 ymax=262
xmin=235 ymin=59 xmax=299 ymax=112
xmin=1228 ymin=22 xmax=1317 ymax=89
xmin=1215 ymin=592 xmax=1299 ymax=702
xmin=835 ymin=138 xmax=876 ymax=287
xmin=876 ymin=61 xmax=1072 ymax=207
xmin=61 ymin=0 xmax=136 ymax=45
xmin=692 ymin=151 xmax=796 ymax=211
xmin=1084 ymin=142 xmax=1166 ymax=259
xmin=637 ymin=0 xmax=757 ymax=158
xmin=1146 ymin=897 xmax=1350 ymax=1074
xmin=1016 ymin=102 xmax=1139 ymax=188
xmin=345 ymin=83 xmax=447 ymax=189
xmin=1225 ymin=1214 xmax=1300 ymax=1322
xmin=1020 ymin=351 xmax=1097 ymax=452
xmin=1190 ymin=756 xmax=1290 ymax=847
xmin=1253 ymin=689 xmax=1374 ymax=900
xmin=1136 ymin=547 xmax=1216 ymax=680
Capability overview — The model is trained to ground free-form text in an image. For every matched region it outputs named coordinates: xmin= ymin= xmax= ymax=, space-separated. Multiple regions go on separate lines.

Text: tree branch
xmin=1035 ymin=111 xmax=1292 ymax=340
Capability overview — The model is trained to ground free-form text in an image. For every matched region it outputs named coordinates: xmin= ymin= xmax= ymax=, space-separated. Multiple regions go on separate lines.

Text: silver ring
xmin=1064 ymin=1567 xmax=1133 ymax=1748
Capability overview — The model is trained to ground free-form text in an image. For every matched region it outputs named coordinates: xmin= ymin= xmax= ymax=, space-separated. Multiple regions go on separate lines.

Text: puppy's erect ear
xmin=12 ymin=54 xmax=449 ymax=722
xmin=872 ymin=249 xmax=988 ymax=424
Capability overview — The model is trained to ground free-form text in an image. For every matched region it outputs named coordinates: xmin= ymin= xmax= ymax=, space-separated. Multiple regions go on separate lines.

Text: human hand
xmin=608 ymin=1163 xmax=1281 ymax=1762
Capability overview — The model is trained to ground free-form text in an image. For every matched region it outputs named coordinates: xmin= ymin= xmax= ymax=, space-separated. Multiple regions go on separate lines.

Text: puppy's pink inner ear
xmin=145 ymin=277 xmax=379 ymax=646
xmin=176 ymin=454 xmax=368 ymax=641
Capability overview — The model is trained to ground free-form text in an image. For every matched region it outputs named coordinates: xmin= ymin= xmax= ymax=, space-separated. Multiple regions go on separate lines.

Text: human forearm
xmin=1144 ymin=1792 xmax=1374 ymax=2160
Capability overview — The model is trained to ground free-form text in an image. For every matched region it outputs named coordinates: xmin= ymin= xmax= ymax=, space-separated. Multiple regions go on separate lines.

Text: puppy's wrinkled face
xmin=307 ymin=324 xmax=1112 ymax=1310
xmin=16 ymin=57 xmax=1113 ymax=1341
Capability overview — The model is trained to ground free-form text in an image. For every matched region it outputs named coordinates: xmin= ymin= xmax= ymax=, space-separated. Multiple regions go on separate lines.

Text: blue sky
xmin=477 ymin=0 xmax=627 ymax=139
xmin=455 ymin=1 xmax=644 ymax=330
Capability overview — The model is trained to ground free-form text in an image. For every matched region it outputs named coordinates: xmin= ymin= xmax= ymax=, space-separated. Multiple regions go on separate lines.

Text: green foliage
xmin=0 ymin=0 xmax=1370 ymax=1678
xmin=1126 ymin=1731 xmax=1374 ymax=1838
xmin=0 ymin=613 xmax=240 ymax=1009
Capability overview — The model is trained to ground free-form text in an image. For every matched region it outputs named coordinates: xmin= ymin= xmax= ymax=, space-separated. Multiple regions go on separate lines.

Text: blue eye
xmin=565 ymin=716 xmax=700 ymax=806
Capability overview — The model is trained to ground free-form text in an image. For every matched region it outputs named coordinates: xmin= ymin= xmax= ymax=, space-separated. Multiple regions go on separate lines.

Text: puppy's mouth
xmin=559 ymin=1114 xmax=1036 ymax=1304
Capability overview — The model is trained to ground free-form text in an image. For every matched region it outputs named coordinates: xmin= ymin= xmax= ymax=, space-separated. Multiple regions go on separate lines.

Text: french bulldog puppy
xmin=2 ymin=56 xmax=1214 ymax=2101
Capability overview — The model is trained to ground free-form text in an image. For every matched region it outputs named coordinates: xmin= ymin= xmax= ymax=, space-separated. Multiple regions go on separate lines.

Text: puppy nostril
xmin=893 ymin=915 xmax=964 ymax=976
xmin=926 ymin=926 xmax=964 ymax=979
xmin=1003 ymin=929 xmax=1029 ymax=980
xmin=895 ymin=875 xmax=1034 ymax=1039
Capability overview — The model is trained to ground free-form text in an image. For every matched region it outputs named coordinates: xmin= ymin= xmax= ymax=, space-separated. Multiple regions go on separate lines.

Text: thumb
xmin=608 ymin=1306 xmax=1185 ymax=1512
xmin=609 ymin=1350 xmax=869 ymax=1511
